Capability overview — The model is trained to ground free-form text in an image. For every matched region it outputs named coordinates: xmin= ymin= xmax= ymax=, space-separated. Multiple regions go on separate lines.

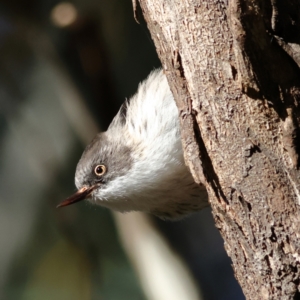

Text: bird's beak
xmin=56 ymin=186 xmax=96 ymax=208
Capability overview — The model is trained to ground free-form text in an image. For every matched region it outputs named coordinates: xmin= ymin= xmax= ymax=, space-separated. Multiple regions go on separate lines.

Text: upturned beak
xmin=56 ymin=186 xmax=96 ymax=208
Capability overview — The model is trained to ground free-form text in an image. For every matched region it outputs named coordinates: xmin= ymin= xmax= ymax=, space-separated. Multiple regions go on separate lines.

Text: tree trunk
xmin=136 ymin=0 xmax=300 ymax=299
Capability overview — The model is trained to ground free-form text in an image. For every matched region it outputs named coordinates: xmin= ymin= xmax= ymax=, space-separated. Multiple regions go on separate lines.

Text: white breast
xmin=92 ymin=70 xmax=208 ymax=218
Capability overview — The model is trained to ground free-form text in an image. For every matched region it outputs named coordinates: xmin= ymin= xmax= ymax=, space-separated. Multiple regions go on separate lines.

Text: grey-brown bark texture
xmin=136 ymin=0 xmax=300 ymax=299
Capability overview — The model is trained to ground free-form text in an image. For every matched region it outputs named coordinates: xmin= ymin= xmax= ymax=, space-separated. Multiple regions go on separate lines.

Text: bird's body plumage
xmin=73 ymin=70 xmax=208 ymax=219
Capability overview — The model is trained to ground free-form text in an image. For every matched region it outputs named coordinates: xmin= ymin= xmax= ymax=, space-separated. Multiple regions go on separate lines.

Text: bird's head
xmin=56 ymin=132 xmax=133 ymax=208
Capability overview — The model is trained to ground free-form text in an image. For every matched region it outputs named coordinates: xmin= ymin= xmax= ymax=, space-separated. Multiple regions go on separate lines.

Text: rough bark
xmin=136 ymin=0 xmax=300 ymax=299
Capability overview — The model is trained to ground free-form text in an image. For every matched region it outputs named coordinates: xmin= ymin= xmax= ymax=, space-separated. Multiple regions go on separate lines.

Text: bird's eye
xmin=94 ymin=164 xmax=107 ymax=176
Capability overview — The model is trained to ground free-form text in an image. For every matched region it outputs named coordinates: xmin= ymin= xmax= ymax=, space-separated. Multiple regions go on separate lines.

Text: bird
xmin=57 ymin=69 xmax=208 ymax=219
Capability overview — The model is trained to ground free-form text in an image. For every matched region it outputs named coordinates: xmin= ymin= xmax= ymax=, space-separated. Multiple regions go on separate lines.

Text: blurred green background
xmin=0 ymin=1 xmax=244 ymax=299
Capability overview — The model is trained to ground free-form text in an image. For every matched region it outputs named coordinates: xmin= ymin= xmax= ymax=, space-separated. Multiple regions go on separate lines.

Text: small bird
xmin=57 ymin=69 xmax=208 ymax=219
